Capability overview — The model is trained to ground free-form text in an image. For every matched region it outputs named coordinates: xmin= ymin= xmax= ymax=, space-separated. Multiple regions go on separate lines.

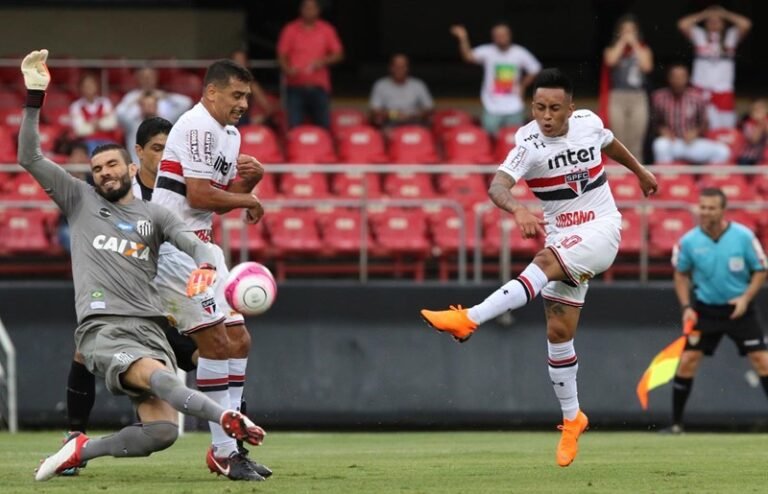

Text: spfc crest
xmin=565 ymin=170 xmax=589 ymax=194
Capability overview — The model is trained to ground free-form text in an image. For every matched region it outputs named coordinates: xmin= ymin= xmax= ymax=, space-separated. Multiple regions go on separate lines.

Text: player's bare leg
xmin=421 ymin=248 xmax=566 ymax=341
xmin=544 ymin=300 xmax=588 ymax=467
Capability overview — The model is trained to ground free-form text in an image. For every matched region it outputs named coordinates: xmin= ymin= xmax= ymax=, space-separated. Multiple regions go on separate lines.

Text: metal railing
xmin=0 ymin=316 xmax=18 ymax=433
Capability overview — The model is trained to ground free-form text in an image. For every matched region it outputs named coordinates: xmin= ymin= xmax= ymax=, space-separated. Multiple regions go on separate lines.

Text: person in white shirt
xmin=69 ymin=73 xmax=118 ymax=151
xmin=678 ymin=5 xmax=752 ymax=129
xmin=450 ymin=22 xmax=541 ymax=135
xmin=422 ymin=69 xmax=658 ymax=468
xmin=370 ymin=53 xmax=434 ymax=128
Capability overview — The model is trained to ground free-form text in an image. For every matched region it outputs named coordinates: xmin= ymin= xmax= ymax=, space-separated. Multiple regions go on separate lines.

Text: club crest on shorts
xmin=565 ymin=170 xmax=589 ymax=194
xmin=201 ymin=296 xmax=217 ymax=315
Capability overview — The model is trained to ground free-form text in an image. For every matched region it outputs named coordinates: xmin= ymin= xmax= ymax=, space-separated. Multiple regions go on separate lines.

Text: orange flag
xmin=636 ymin=320 xmax=696 ymax=410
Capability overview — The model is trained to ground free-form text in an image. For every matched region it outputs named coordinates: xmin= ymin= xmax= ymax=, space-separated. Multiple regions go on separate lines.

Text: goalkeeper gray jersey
xmin=18 ymin=107 xmax=214 ymax=324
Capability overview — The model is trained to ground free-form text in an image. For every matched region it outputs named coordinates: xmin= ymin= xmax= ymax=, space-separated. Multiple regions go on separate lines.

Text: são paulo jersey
xmin=152 ymin=103 xmax=240 ymax=231
xmin=498 ymin=110 xmax=620 ymax=229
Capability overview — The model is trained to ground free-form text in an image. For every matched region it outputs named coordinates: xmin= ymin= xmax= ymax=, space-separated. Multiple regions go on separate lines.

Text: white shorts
xmin=541 ymin=216 xmax=621 ymax=308
xmin=155 ymin=242 xmax=244 ymax=334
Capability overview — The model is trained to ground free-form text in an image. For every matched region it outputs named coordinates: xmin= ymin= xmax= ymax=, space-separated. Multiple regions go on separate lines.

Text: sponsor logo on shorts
xmin=555 ymin=210 xmax=595 ymax=228
xmin=92 ymin=235 xmax=150 ymax=260
xmin=136 ymin=220 xmax=152 ymax=236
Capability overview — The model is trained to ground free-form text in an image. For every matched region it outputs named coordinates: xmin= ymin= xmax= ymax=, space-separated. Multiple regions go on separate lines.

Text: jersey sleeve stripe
xmin=156 ymin=176 xmax=187 ymax=197
xmin=160 ymin=159 xmax=184 ymax=175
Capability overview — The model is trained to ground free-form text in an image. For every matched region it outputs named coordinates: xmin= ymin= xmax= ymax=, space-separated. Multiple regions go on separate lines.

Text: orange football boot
xmin=556 ymin=410 xmax=589 ymax=467
xmin=420 ymin=305 xmax=478 ymax=342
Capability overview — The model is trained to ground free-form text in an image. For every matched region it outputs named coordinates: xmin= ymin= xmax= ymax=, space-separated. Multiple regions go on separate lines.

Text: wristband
xmin=25 ymin=90 xmax=46 ymax=108
xmin=198 ymin=263 xmax=216 ymax=271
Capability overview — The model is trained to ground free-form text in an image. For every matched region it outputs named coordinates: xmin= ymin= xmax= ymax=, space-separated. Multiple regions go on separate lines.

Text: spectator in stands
xmin=651 ymin=64 xmax=730 ymax=164
xmin=230 ymin=49 xmax=277 ymax=126
xmin=678 ymin=5 xmax=752 ymax=129
xmin=450 ymin=22 xmax=540 ymax=135
xmin=69 ymin=73 xmax=119 ymax=152
xmin=115 ymin=67 xmax=191 ymax=157
xmin=665 ymin=187 xmax=768 ymax=434
xmin=277 ymin=0 xmax=344 ymax=129
xmin=118 ymin=91 xmax=159 ymax=164
xmin=602 ymin=14 xmax=653 ymax=161
xmin=369 ymin=54 xmax=434 ymax=128
xmin=737 ymin=99 xmax=768 ymax=165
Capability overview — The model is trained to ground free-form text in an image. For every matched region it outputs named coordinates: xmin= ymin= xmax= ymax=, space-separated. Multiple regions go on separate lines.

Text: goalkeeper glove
xmin=186 ymin=263 xmax=217 ymax=297
xmin=20 ymin=49 xmax=51 ymax=108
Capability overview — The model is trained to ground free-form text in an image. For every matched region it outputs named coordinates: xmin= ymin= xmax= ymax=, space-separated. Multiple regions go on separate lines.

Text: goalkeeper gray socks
xmin=80 ymin=421 xmax=177 ymax=460
xmin=148 ymin=369 xmax=226 ymax=423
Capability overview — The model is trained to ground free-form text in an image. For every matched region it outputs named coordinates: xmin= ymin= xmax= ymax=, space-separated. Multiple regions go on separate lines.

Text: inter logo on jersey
xmin=92 ymin=235 xmax=150 ymax=260
xmin=548 ymin=147 xmax=597 ymax=170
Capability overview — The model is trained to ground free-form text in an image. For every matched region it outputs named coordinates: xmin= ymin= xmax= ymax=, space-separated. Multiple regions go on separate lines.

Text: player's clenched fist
xmin=186 ymin=263 xmax=217 ymax=297
xmin=21 ymin=49 xmax=51 ymax=91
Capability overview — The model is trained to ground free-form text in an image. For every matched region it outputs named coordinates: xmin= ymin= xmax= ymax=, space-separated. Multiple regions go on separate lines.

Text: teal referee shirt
xmin=672 ymin=222 xmax=767 ymax=305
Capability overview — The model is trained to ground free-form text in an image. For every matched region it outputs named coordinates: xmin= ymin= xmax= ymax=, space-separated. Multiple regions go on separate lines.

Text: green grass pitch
xmin=1 ymin=430 xmax=767 ymax=493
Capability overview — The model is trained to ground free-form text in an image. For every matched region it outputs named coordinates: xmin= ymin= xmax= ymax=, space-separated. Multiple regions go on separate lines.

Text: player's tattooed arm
xmin=488 ymin=171 xmax=520 ymax=215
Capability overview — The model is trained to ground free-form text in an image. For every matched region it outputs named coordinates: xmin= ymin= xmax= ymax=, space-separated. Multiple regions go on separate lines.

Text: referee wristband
xmin=25 ymin=90 xmax=46 ymax=108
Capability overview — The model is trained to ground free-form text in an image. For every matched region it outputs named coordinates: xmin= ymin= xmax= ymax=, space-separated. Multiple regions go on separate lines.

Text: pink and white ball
xmin=224 ymin=262 xmax=277 ymax=316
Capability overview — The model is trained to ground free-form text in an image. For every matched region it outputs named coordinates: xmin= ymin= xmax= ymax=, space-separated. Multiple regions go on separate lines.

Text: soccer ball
xmin=223 ymin=262 xmax=277 ymax=316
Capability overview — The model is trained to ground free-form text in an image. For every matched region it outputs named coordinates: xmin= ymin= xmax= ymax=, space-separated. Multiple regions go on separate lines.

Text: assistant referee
xmin=667 ymin=187 xmax=768 ymax=433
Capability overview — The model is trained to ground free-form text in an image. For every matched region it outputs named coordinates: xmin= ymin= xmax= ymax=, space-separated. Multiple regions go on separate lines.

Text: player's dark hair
xmin=136 ymin=117 xmax=172 ymax=148
xmin=204 ymin=59 xmax=254 ymax=88
xmin=91 ymin=143 xmax=132 ymax=166
xmin=701 ymin=187 xmax=727 ymax=209
xmin=532 ymin=68 xmax=573 ymax=97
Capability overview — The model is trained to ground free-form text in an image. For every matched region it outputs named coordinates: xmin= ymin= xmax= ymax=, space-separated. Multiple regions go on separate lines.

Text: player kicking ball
xmin=421 ymin=68 xmax=658 ymax=467
xmin=17 ymin=49 xmax=266 ymax=481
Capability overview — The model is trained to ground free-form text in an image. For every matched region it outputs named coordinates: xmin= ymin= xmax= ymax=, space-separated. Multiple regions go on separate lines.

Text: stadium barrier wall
xmin=1 ymin=281 xmax=767 ymax=430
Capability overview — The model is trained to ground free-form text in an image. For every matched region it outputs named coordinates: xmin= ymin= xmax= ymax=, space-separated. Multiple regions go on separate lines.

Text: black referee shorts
xmin=685 ymin=302 xmax=768 ymax=356
xmin=161 ymin=323 xmax=198 ymax=372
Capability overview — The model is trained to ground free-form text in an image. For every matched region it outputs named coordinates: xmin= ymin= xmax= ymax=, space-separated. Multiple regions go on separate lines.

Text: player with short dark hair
xmin=665 ymin=187 xmax=768 ymax=433
xmin=18 ymin=50 xmax=265 ymax=482
xmin=422 ymin=68 xmax=658 ymax=467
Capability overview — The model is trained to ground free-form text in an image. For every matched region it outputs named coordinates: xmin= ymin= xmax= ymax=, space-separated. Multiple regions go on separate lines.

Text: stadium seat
xmin=252 ymin=173 xmax=277 ymax=199
xmin=4 ymin=173 xmax=51 ymax=201
xmin=494 ymin=125 xmax=520 ymax=162
xmin=330 ymin=108 xmax=367 ymax=138
xmin=331 ymin=172 xmax=383 ymax=199
xmin=43 ymin=89 xmax=75 ymax=110
xmin=698 ymin=174 xmax=758 ymax=202
xmin=435 ymin=172 xmax=487 ymax=209
xmin=104 ymin=59 xmax=134 ymax=93
xmin=336 ymin=125 xmax=388 ymax=163
xmin=617 ymin=209 xmax=645 ymax=255
xmin=726 ymin=209 xmax=759 ymax=231
xmin=482 ymin=208 xmax=541 ymax=257
xmin=510 ymin=181 xmax=537 ymax=204
xmin=0 ymin=209 xmax=51 ymax=254
xmin=214 ymin=209 xmax=267 ymax=260
xmin=442 ymin=125 xmax=495 ymax=164
xmin=609 ymin=174 xmax=644 ymax=204
xmin=166 ymin=72 xmax=203 ymax=100
xmin=37 ymin=124 xmax=64 ymax=154
xmin=383 ymin=172 xmax=435 ymax=199
xmin=0 ymin=108 xmax=23 ymax=129
xmin=655 ymin=175 xmax=697 ymax=203
xmin=370 ymin=209 xmax=430 ymax=256
xmin=239 ymin=124 xmax=284 ymax=163
xmin=264 ymin=209 xmax=323 ymax=255
xmin=387 ymin=126 xmax=439 ymax=164
xmin=0 ymin=125 xmax=17 ymax=163
xmin=706 ymin=128 xmax=745 ymax=163
xmin=649 ymin=209 xmax=695 ymax=256
xmin=0 ymin=90 xmax=22 ymax=109
xmin=42 ymin=107 xmax=73 ymax=128
xmin=286 ymin=125 xmax=337 ymax=163
xmin=318 ymin=209 xmax=373 ymax=255
xmin=280 ymin=172 xmax=330 ymax=198
xmin=428 ymin=206 xmax=478 ymax=255
xmin=432 ymin=108 xmax=474 ymax=139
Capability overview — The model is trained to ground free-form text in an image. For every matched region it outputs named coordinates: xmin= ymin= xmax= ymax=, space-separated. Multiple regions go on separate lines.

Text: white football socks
xmin=468 ymin=263 xmax=549 ymax=324
xmin=228 ymin=358 xmax=247 ymax=411
xmin=197 ymin=357 xmax=237 ymax=457
xmin=548 ymin=340 xmax=580 ymax=420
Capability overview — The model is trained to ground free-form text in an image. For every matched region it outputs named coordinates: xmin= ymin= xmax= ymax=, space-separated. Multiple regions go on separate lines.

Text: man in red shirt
xmin=277 ymin=0 xmax=344 ymax=129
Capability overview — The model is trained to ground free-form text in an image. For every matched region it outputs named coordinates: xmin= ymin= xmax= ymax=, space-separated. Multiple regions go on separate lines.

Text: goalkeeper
xmin=18 ymin=49 xmax=266 ymax=481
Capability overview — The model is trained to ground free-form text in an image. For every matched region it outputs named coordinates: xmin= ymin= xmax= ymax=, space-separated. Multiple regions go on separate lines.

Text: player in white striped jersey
xmin=151 ymin=60 xmax=270 ymax=481
xmin=422 ymin=69 xmax=658 ymax=467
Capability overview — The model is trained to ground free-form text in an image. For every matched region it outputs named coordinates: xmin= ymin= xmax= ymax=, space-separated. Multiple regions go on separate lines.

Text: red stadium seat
xmin=239 ymin=124 xmax=284 ymax=164
xmin=0 ymin=209 xmax=51 ymax=254
xmin=383 ymin=172 xmax=435 ymax=199
xmin=105 ymin=60 xmax=134 ymax=93
xmin=494 ymin=125 xmax=520 ymax=162
xmin=252 ymin=173 xmax=278 ymax=199
xmin=42 ymin=107 xmax=73 ymax=128
xmin=617 ymin=209 xmax=645 ymax=255
xmin=166 ymin=72 xmax=203 ymax=100
xmin=510 ymin=181 xmax=537 ymax=204
xmin=698 ymin=174 xmax=758 ymax=202
xmin=318 ymin=209 xmax=373 ymax=254
xmin=331 ymin=172 xmax=383 ymax=199
xmin=330 ymin=108 xmax=367 ymax=138
xmin=706 ymin=128 xmax=745 ymax=163
xmin=387 ymin=126 xmax=438 ymax=164
xmin=215 ymin=210 xmax=268 ymax=260
xmin=655 ymin=175 xmax=697 ymax=203
xmin=0 ymin=126 xmax=16 ymax=163
xmin=435 ymin=172 xmax=487 ymax=208
xmin=428 ymin=206 xmax=479 ymax=255
xmin=609 ymin=174 xmax=643 ymax=204
xmin=443 ymin=125 xmax=495 ymax=164
xmin=286 ymin=125 xmax=337 ymax=163
xmin=43 ymin=89 xmax=75 ymax=110
xmin=649 ymin=210 xmax=695 ymax=256
xmin=264 ymin=209 xmax=323 ymax=255
xmin=371 ymin=209 xmax=430 ymax=255
xmin=37 ymin=124 xmax=64 ymax=154
xmin=336 ymin=125 xmax=388 ymax=163
xmin=432 ymin=109 xmax=474 ymax=139
xmin=280 ymin=172 xmax=329 ymax=199
xmin=4 ymin=174 xmax=51 ymax=201
xmin=0 ymin=108 xmax=23 ymax=129
xmin=482 ymin=208 xmax=541 ymax=257
xmin=0 ymin=90 xmax=22 ymax=109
